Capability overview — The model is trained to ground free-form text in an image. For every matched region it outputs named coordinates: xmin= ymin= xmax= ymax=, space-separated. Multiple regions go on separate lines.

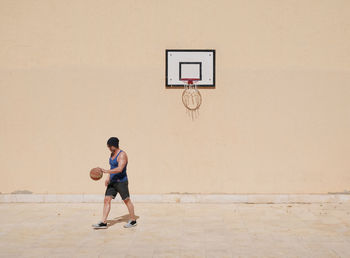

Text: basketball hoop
xmin=166 ymin=49 xmax=215 ymax=119
xmin=181 ymin=79 xmax=202 ymax=119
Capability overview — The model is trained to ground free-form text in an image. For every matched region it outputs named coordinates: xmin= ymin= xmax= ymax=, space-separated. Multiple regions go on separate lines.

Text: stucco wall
xmin=1 ymin=0 xmax=349 ymax=194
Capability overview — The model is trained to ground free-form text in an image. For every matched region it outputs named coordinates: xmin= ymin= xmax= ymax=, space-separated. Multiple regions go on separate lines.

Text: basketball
xmin=90 ymin=167 xmax=103 ymax=181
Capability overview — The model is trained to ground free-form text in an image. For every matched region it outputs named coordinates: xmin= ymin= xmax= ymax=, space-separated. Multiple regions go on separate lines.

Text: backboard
xmin=166 ymin=49 xmax=215 ymax=87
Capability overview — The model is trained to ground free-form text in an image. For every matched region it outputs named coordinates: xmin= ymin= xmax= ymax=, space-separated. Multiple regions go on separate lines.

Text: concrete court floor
xmin=0 ymin=202 xmax=350 ymax=258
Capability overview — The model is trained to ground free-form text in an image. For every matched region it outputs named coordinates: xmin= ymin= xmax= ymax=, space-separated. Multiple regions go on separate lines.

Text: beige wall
xmin=1 ymin=0 xmax=350 ymax=194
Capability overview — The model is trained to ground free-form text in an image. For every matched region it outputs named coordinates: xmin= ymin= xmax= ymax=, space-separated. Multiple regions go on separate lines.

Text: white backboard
xmin=166 ymin=49 xmax=215 ymax=87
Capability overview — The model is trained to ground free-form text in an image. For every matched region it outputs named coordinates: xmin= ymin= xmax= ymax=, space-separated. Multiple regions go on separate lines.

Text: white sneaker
xmin=124 ymin=220 xmax=137 ymax=228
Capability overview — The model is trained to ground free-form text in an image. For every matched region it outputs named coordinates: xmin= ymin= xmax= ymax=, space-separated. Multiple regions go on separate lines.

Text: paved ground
xmin=0 ymin=202 xmax=350 ymax=257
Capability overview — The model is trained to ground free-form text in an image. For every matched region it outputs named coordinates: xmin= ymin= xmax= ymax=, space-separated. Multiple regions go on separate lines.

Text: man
xmin=92 ymin=137 xmax=137 ymax=229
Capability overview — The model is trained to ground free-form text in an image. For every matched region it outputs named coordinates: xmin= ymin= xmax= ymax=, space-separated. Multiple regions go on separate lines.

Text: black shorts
xmin=105 ymin=180 xmax=130 ymax=200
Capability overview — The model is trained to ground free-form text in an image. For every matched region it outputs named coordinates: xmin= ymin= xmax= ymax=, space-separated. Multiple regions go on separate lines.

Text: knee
xmin=104 ymin=196 xmax=112 ymax=204
xmin=123 ymin=198 xmax=131 ymax=205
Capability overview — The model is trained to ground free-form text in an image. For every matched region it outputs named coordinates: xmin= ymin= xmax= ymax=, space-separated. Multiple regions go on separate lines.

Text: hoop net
xmin=181 ymin=79 xmax=202 ymax=119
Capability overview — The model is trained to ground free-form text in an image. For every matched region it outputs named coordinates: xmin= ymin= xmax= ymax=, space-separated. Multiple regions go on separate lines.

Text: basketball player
xmin=92 ymin=137 xmax=137 ymax=229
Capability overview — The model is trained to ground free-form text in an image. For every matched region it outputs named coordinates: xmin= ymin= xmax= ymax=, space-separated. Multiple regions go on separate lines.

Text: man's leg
xmin=123 ymin=198 xmax=136 ymax=221
xmin=102 ymin=196 xmax=113 ymax=223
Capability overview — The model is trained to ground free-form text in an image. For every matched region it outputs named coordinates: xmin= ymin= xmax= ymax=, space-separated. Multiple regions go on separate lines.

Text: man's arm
xmin=100 ymin=152 xmax=127 ymax=174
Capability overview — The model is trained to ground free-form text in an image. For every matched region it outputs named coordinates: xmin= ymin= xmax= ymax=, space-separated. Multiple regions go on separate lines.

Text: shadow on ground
xmin=106 ymin=214 xmax=140 ymax=227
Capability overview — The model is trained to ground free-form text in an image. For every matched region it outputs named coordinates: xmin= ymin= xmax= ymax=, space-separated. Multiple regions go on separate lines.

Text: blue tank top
xmin=109 ymin=150 xmax=128 ymax=183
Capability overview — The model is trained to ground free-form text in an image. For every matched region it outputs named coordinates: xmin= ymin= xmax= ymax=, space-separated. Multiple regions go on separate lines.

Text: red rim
xmin=180 ymin=78 xmax=200 ymax=84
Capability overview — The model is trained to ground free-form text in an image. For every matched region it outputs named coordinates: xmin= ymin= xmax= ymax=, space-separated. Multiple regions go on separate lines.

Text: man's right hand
xmin=105 ymin=179 xmax=110 ymax=187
